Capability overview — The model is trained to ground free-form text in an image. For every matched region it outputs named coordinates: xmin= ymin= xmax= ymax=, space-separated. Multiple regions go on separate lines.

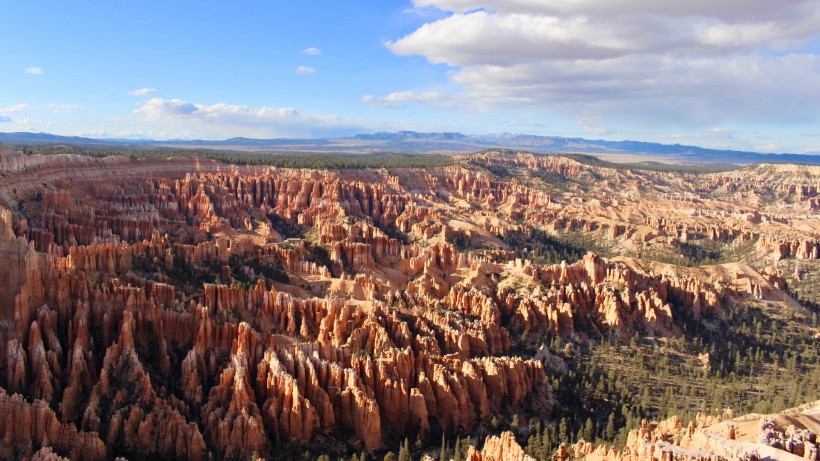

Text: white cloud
xmin=391 ymin=4 xmax=820 ymax=64
xmin=706 ymin=127 xmax=736 ymax=139
xmin=755 ymin=143 xmax=778 ymax=152
xmin=134 ymin=99 xmax=197 ymax=120
xmin=0 ymin=104 xmax=28 ymax=113
xmin=411 ymin=0 xmax=816 ymax=23
xmin=8 ymin=118 xmax=50 ymax=131
xmin=47 ymin=103 xmax=79 ymax=114
xmin=24 ymin=67 xmax=43 ymax=75
xmin=575 ymin=112 xmax=610 ymax=135
xmin=302 ymin=47 xmax=322 ymax=55
xmin=296 ymin=65 xmax=316 ymax=74
xmin=384 ymin=0 xmax=820 ymax=126
xmin=361 ymin=91 xmax=446 ymax=108
xmin=389 ymin=11 xmax=669 ymax=65
xmin=133 ymin=97 xmax=379 ymax=138
xmin=452 ymin=54 xmax=820 ymax=123
xmin=128 ymin=87 xmax=157 ymax=97
xmin=0 ymin=116 xmax=10 ymax=123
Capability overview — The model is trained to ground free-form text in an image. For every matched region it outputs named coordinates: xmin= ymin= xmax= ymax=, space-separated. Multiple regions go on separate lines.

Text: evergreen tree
xmin=582 ymin=417 xmax=595 ymax=442
xmin=605 ymin=412 xmax=616 ymax=441
xmin=510 ymin=414 xmax=521 ymax=431
xmin=454 ymin=437 xmax=463 ymax=461
xmin=439 ymin=433 xmax=448 ymax=461
xmin=558 ymin=417 xmax=569 ymax=444
xmin=399 ymin=438 xmax=412 ymax=461
xmin=527 ymin=431 xmax=542 ymax=459
xmin=543 ymin=425 xmax=554 ymax=455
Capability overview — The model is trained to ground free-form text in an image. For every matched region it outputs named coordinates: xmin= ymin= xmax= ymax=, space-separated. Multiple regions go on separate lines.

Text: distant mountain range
xmin=353 ymin=131 xmax=469 ymax=141
xmin=1 ymin=130 xmax=819 ymax=165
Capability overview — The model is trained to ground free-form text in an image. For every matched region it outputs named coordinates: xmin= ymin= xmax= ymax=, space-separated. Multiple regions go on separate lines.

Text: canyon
xmin=0 ymin=147 xmax=817 ymax=460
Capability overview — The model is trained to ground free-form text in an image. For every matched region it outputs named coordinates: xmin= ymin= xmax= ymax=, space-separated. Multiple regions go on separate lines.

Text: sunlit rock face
xmin=0 ymin=148 xmax=817 ymax=459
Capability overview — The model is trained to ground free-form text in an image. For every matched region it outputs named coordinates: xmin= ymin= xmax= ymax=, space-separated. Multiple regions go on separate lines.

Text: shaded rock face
xmin=758 ymin=417 xmax=818 ymax=460
xmin=0 ymin=149 xmax=801 ymax=459
xmin=0 ymin=388 xmax=106 ymax=461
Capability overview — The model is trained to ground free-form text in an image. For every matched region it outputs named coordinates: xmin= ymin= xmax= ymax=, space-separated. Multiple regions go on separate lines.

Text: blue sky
xmin=2 ymin=1 xmax=820 ymax=153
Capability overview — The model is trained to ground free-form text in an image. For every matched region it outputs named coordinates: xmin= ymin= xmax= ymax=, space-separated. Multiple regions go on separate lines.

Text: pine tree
xmin=558 ymin=417 xmax=569 ymax=444
xmin=439 ymin=433 xmax=448 ymax=461
xmin=510 ymin=414 xmax=521 ymax=431
xmin=605 ymin=412 xmax=616 ymax=441
xmin=582 ymin=417 xmax=595 ymax=442
xmin=399 ymin=438 xmax=412 ymax=461
xmin=543 ymin=425 xmax=554 ymax=455
xmin=455 ymin=436 xmax=471 ymax=461
xmin=527 ymin=432 xmax=541 ymax=459
xmin=454 ymin=437 xmax=463 ymax=461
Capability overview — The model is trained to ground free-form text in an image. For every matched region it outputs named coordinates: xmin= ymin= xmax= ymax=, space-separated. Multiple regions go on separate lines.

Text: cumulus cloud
xmin=296 ymin=65 xmax=316 ymax=74
xmin=410 ymin=0 xmax=816 ymax=23
xmin=361 ymin=91 xmax=446 ymax=108
xmin=133 ymin=97 xmax=378 ymax=138
xmin=392 ymin=2 xmax=820 ymax=64
xmin=0 ymin=104 xmax=28 ymax=113
xmin=129 ymin=87 xmax=157 ymax=96
xmin=383 ymin=0 xmax=820 ymax=126
xmin=25 ymin=67 xmax=43 ymax=75
xmin=389 ymin=11 xmax=672 ymax=65
xmin=302 ymin=47 xmax=322 ymax=55
xmin=135 ymin=99 xmax=197 ymax=120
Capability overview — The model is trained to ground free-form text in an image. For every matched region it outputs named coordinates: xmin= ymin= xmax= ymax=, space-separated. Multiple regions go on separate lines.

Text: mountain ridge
xmin=1 ymin=130 xmax=819 ymax=164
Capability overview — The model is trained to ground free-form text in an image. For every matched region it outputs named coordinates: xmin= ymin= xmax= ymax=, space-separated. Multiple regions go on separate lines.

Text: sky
xmin=2 ymin=0 xmax=820 ymax=153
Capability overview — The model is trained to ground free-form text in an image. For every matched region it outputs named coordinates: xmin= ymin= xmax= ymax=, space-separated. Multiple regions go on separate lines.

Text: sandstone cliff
xmin=0 ymin=148 xmax=814 ymax=459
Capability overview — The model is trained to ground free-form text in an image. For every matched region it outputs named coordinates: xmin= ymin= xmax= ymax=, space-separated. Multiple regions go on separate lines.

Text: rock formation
xmin=575 ymin=401 xmax=820 ymax=461
xmin=465 ymin=431 xmax=535 ymax=461
xmin=0 ymin=147 xmax=817 ymax=459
